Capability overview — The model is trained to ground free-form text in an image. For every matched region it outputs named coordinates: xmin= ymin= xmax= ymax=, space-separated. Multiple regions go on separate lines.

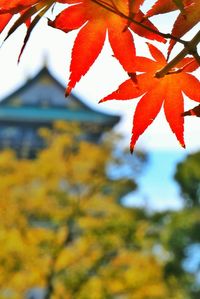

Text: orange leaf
xmin=0 ymin=0 xmax=39 ymax=14
xmin=0 ymin=13 xmax=12 ymax=32
xmin=48 ymin=4 xmax=87 ymax=33
xmin=129 ymin=11 xmax=165 ymax=43
xmin=130 ymin=85 xmax=164 ymax=152
xmin=49 ymin=0 xmax=166 ymax=93
xmin=66 ymin=20 xmax=106 ymax=95
xmin=0 ymin=1 xmax=64 ymax=59
xmin=101 ymin=44 xmax=200 ymax=151
xmin=145 ymin=0 xmax=198 ymax=57
xmin=146 ymin=0 xmax=193 ymax=17
xmin=168 ymin=1 xmax=200 ymax=56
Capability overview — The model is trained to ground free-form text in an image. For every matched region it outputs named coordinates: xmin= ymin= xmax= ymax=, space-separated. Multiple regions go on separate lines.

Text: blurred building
xmin=0 ymin=67 xmax=119 ymax=158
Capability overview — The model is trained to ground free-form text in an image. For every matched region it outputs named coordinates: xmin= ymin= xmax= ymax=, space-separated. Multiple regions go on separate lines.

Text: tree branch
xmin=91 ymin=0 xmax=187 ymax=45
xmin=91 ymin=0 xmax=200 ymax=77
xmin=155 ymin=30 xmax=200 ymax=78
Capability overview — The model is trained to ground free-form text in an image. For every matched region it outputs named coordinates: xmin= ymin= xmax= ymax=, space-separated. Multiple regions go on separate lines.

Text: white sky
xmin=0 ymin=0 xmax=199 ymax=153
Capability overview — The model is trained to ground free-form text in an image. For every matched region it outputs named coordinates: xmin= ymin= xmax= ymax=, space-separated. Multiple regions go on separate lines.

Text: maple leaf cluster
xmin=0 ymin=0 xmax=199 ymax=151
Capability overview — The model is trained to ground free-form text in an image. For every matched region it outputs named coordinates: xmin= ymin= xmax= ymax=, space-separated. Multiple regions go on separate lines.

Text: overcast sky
xmin=0 ymin=0 xmax=199 ymax=153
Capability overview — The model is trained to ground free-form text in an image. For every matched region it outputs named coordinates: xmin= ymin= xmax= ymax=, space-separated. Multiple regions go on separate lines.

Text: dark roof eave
xmin=0 ymin=107 xmax=120 ymax=126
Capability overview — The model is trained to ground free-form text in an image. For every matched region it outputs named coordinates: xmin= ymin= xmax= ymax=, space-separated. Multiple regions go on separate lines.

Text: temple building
xmin=0 ymin=67 xmax=120 ymax=158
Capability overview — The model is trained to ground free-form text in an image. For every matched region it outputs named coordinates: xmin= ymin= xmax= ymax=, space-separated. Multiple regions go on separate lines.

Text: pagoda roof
xmin=0 ymin=67 xmax=120 ymax=127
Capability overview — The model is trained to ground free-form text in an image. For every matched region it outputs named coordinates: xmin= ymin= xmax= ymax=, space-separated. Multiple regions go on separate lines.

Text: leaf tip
xmin=99 ymin=96 xmax=112 ymax=103
xmin=65 ymin=86 xmax=72 ymax=97
xmin=130 ymin=146 xmax=134 ymax=154
xmin=130 ymin=135 xmax=137 ymax=154
xmin=181 ymin=142 xmax=186 ymax=149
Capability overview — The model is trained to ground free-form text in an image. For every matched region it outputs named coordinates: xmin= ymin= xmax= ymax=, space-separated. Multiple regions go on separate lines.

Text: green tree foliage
xmin=0 ymin=121 xmax=188 ymax=299
xmin=148 ymin=152 xmax=200 ymax=299
xmin=175 ymin=152 xmax=200 ymax=206
xmin=151 ymin=209 xmax=200 ymax=299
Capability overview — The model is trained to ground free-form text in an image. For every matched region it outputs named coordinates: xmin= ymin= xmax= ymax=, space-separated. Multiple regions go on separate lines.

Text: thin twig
xmin=91 ymin=0 xmax=200 ymax=77
xmin=91 ymin=0 xmax=187 ymax=45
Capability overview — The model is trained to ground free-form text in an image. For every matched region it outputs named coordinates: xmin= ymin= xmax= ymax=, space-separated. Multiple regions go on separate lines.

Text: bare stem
xmin=192 ymin=51 xmax=200 ymax=65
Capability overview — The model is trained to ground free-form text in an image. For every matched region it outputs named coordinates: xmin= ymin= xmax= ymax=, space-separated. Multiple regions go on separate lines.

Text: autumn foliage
xmin=0 ymin=0 xmax=199 ymax=150
xmin=0 ymin=121 xmax=195 ymax=298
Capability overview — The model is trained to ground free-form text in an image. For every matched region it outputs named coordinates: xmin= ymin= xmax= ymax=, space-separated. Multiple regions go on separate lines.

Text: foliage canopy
xmin=175 ymin=151 xmax=200 ymax=206
xmin=0 ymin=123 xmax=199 ymax=299
xmin=0 ymin=122 xmax=174 ymax=298
xmin=0 ymin=122 xmax=199 ymax=298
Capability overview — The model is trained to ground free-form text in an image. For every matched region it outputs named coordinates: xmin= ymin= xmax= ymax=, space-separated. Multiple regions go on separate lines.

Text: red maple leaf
xmin=48 ymin=0 xmax=165 ymax=95
xmin=168 ymin=0 xmax=200 ymax=56
xmin=100 ymin=44 xmax=200 ymax=152
xmin=0 ymin=13 xmax=12 ymax=32
xmin=145 ymin=0 xmax=193 ymax=17
xmin=0 ymin=0 xmax=39 ymax=13
xmin=145 ymin=0 xmax=199 ymax=57
xmin=0 ymin=0 xmax=40 ymax=33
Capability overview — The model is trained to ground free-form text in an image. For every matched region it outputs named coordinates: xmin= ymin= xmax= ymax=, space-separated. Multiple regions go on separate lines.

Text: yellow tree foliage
xmin=0 ymin=122 xmax=186 ymax=299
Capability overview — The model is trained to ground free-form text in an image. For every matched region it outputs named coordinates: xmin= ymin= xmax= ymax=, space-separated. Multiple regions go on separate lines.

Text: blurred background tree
xmin=0 ymin=121 xmax=191 ymax=299
xmin=175 ymin=152 xmax=200 ymax=207
xmin=147 ymin=152 xmax=200 ymax=299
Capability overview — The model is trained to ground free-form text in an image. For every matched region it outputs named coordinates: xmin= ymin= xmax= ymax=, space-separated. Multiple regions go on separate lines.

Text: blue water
xmin=124 ymin=150 xmax=187 ymax=211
